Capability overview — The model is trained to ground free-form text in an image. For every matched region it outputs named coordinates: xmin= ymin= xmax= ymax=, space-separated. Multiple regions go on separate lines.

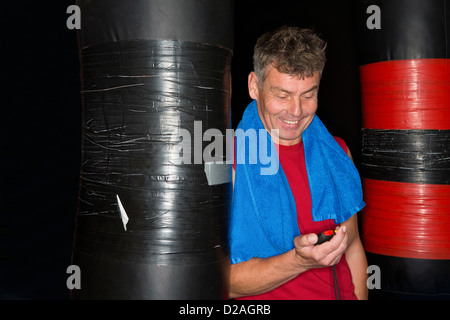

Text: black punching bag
xmin=356 ymin=0 xmax=450 ymax=299
xmin=71 ymin=0 xmax=234 ymax=299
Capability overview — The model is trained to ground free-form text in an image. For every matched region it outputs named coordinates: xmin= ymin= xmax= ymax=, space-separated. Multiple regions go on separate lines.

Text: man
xmin=229 ymin=26 xmax=368 ymax=300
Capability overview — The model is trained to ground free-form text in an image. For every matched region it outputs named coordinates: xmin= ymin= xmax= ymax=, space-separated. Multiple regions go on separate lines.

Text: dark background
xmin=0 ymin=0 xmax=364 ymax=299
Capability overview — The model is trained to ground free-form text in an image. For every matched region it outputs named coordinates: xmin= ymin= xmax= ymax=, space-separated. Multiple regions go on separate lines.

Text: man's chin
xmin=276 ymin=135 xmax=302 ymax=146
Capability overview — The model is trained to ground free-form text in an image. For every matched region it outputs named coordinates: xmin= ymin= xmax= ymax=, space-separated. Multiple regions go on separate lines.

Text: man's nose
xmin=288 ymin=98 xmax=302 ymax=117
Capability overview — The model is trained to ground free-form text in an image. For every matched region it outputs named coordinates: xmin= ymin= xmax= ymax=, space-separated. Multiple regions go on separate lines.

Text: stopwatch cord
xmin=333 ymin=265 xmax=341 ymax=300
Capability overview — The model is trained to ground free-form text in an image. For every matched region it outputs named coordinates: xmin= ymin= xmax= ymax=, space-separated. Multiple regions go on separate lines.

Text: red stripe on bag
xmin=361 ymin=178 xmax=450 ymax=260
xmin=360 ymin=59 xmax=450 ymax=130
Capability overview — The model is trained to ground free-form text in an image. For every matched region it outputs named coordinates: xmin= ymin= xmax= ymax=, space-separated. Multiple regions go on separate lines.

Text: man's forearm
xmin=229 ymin=249 xmax=305 ymax=299
xmin=341 ymin=215 xmax=368 ymax=300
xmin=345 ymin=238 xmax=368 ymax=300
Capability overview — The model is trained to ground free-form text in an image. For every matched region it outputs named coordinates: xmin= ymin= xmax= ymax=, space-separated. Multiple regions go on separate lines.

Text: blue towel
xmin=229 ymin=100 xmax=365 ymax=264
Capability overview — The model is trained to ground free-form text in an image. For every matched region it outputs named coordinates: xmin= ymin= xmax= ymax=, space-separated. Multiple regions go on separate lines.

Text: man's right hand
xmin=292 ymin=226 xmax=348 ymax=271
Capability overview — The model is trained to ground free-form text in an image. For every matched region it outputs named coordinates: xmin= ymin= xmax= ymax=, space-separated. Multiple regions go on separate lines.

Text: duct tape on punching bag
xmin=71 ymin=0 xmax=234 ymax=299
xmin=355 ymin=0 xmax=450 ymax=299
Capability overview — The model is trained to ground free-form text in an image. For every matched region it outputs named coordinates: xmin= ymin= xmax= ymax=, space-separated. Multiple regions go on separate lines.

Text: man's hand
xmin=229 ymin=226 xmax=349 ymax=299
xmin=292 ymin=226 xmax=348 ymax=270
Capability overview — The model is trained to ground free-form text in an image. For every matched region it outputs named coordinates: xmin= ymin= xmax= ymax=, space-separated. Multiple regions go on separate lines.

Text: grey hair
xmin=253 ymin=26 xmax=327 ymax=86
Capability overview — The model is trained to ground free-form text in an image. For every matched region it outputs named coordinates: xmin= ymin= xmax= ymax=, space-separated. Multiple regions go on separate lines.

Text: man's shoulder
xmin=333 ymin=136 xmax=347 ymax=153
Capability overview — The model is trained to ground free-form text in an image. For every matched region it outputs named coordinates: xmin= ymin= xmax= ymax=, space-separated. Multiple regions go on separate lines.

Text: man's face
xmin=248 ymin=65 xmax=320 ymax=146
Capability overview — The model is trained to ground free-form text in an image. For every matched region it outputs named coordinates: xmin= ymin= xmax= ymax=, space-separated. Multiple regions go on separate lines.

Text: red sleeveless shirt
xmin=233 ymin=137 xmax=357 ymax=300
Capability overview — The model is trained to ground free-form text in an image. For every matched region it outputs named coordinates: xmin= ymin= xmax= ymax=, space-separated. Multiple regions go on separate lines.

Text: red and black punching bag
xmin=71 ymin=0 xmax=234 ymax=299
xmin=356 ymin=0 xmax=450 ymax=299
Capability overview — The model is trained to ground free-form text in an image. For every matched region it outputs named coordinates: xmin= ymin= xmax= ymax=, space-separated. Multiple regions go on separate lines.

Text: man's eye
xmin=277 ymin=95 xmax=289 ymax=100
xmin=302 ymin=93 xmax=316 ymax=100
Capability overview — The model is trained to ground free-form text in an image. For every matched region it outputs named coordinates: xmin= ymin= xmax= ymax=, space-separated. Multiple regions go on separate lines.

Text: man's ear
xmin=248 ymin=72 xmax=259 ymax=100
